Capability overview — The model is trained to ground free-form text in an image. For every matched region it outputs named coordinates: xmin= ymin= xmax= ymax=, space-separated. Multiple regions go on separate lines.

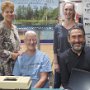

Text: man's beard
xmin=71 ymin=43 xmax=85 ymax=53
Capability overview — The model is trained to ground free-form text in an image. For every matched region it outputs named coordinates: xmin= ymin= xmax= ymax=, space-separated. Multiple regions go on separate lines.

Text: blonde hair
xmin=63 ymin=2 xmax=75 ymax=10
xmin=1 ymin=0 xmax=14 ymax=12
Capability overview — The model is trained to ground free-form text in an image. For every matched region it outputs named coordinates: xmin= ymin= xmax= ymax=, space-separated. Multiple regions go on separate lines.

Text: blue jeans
xmin=54 ymin=71 xmax=61 ymax=88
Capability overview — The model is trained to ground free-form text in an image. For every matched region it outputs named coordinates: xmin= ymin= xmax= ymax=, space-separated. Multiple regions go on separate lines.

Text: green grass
xmin=14 ymin=19 xmax=57 ymax=25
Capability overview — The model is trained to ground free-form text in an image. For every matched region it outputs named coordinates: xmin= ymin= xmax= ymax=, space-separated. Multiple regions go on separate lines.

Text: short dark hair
xmin=68 ymin=24 xmax=85 ymax=37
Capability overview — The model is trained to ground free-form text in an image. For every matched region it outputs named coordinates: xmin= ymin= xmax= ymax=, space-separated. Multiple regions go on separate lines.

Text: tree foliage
xmin=15 ymin=4 xmax=58 ymax=24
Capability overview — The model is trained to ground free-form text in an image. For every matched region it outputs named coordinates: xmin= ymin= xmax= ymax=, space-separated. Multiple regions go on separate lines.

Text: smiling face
xmin=24 ymin=31 xmax=37 ymax=51
xmin=63 ymin=3 xmax=75 ymax=20
xmin=2 ymin=7 xmax=14 ymax=23
xmin=68 ymin=29 xmax=85 ymax=53
xmin=1 ymin=1 xmax=14 ymax=23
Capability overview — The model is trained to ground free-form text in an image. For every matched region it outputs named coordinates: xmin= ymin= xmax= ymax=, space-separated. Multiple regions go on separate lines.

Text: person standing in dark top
xmin=53 ymin=2 xmax=77 ymax=88
xmin=59 ymin=25 xmax=90 ymax=89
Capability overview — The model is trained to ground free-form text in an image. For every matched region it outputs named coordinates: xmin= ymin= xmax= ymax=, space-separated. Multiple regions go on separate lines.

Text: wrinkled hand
xmin=11 ymin=52 xmax=20 ymax=60
xmin=54 ymin=63 xmax=60 ymax=72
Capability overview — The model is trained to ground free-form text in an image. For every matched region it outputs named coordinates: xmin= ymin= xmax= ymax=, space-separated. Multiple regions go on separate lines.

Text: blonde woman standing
xmin=53 ymin=2 xmax=82 ymax=88
xmin=0 ymin=1 xmax=20 ymax=75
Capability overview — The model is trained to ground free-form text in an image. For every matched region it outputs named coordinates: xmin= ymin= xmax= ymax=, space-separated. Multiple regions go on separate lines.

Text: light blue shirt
xmin=13 ymin=50 xmax=52 ymax=88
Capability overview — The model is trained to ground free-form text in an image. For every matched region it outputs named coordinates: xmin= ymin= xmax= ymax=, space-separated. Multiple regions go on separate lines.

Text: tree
xmin=16 ymin=6 xmax=23 ymax=19
xmin=26 ymin=4 xmax=33 ymax=19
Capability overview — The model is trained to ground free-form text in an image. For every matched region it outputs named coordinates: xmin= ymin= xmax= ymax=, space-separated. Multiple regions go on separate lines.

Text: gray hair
xmin=25 ymin=31 xmax=37 ymax=37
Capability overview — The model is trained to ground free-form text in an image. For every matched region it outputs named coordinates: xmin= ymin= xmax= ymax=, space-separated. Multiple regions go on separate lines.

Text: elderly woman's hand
xmin=11 ymin=52 xmax=20 ymax=60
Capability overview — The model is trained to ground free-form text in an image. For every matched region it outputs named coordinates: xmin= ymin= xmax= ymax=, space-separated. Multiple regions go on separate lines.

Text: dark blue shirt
xmin=53 ymin=24 xmax=70 ymax=55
